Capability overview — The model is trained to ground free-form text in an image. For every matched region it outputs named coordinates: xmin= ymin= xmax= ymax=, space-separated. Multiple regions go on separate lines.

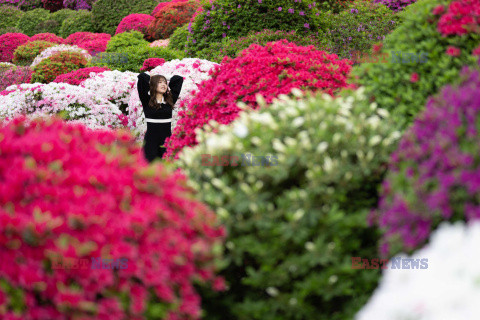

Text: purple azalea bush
xmin=374 ymin=0 xmax=416 ymax=12
xmin=369 ymin=65 xmax=480 ymax=257
xmin=63 ymin=0 xmax=96 ymax=10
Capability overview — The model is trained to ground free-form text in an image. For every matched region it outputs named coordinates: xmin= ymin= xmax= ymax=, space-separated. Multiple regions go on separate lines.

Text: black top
xmin=137 ymin=72 xmax=184 ymax=120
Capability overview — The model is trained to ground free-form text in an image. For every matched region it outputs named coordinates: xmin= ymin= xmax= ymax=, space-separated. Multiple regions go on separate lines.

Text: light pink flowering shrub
xmin=64 ymin=31 xmax=111 ymax=46
xmin=164 ymin=39 xmax=353 ymax=160
xmin=115 ymin=13 xmax=155 ymax=38
xmin=0 ymin=115 xmax=226 ymax=320
xmin=150 ymin=39 xmax=170 ymax=47
xmin=0 ymin=33 xmax=30 ymax=63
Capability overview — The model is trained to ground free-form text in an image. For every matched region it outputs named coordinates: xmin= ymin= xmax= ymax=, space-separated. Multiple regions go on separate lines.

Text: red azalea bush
xmin=164 ymin=39 xmax=353 ymax=160
xmin=115 ymin=13 xmax=155 ymax=37
xmin=29 ymin=33 xmax=65 ymax=44
xmin=77 ymin=38 xmax=109 ymax=55
xmin=152 ymin=0 xmax=185 ymax=15
xmin=65 ymin=31 xmax=111 ymax=46
xmin=12 ymin=40 xmax=57 ymax=65
xmin=147 ymin=0 xmax=201 ymax=40
xmin=0 ymin=116 xmax=226 ymax=320
xmin=31 ymin=51 xmax=89 ymax=83
xmin=0 ymin=66 xmax=32 ymax=91
xmin=437 ymin=0 xmax=480 ymax=36
xmin=0 ymin=33 xmax=30 ymax=63
xmin=140 ymin=57 xmax=165 ymax=71
xmin=42 ymin=0 xmax=64 ymax=11
xmin=369 ymin=65 xmax=480 ymax=257
xmin=53 ymin=66 xmax=110 ymax=84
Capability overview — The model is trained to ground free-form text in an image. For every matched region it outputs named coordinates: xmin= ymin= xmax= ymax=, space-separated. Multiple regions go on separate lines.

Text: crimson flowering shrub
xmin=0 ymin=33 xmax=30 ymax=63
xmin=31 ymin=51 xmax=89 ymax=83
xmin=77 ymin=38 xmax=109 ymax=55
xmin=115 ymin=13 xmax=155 ymax=38
xmin=53 ymin=65 xmax=110 ymax=84
xmin=29 ymin=33 xmax=65 ymax=44
xmin=369 ymin=65 xmax=480 ymax=257
xmin=12 ymin=40 xmax=57 ymax=66
xmin=164 ymin=39 xmax=352 ymax=160
xmin=148 ymin=0 xmax=201 ymax=40
xmin=0 ymin=115 xmax=226 ymax=320
xmin=0 ymin=65 xmax=32 ymax=91
xmin=65 ymin=31 xmax=111 ymax=45
xmin=140 ymin=57 xmax=165 ymax=71
xmin=42 ymin=0 xmax=64 ymax=11
xmin=152 ymin=0 xmax=185 ymax=15
xmin=437 ymin=0 xmax=480 ymax=35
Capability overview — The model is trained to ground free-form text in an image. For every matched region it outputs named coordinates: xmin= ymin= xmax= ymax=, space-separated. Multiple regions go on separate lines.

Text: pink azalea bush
xmin=369 ymin=65 xmax=480 ymax=257
xmin=150 ymin=39 xmax=170 ymax=47
xmin=29 ymin=33 xmax=65 ymax=44
xmin=0 ymin=33 xmax=30 ymax=63
xmin=115 ymin=13 xmax=155 ymax=37
xmin=152 ymin=0 xmax=185 ymax=15
xmin=0 ymin=115 xmax=226 ymax=320
xmin=0 ymin=66 xmax=32 ymax=91
xmin=64 ymin=31 xmax=111 ymax=46
xmin=164 ymin=39 xmax=353 ymax=160
xmin=53 ymin=66 xmax=110 ymax=85
xmin=437 ymin=0 xmax=480 ymax=36
xmin=140 ymin=57 xmax=165 ymax=72
xmin=77 ymin=38 xmax=109 ymax=55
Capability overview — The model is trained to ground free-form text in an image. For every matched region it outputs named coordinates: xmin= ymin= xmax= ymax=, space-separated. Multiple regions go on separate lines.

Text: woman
xmin=137 ymin=72 xmax=183 ymax=163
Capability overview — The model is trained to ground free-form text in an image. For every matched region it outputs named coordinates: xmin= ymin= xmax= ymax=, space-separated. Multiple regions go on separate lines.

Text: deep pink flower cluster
xmin=437 ymin=0 xmax=480 ymax=36
xmin=77 ymin=38 xmax=109 ymax=55
xmin=140 ymin=58 xmax=165 ymax=72
xmin=369 ymin=66 xmax=480 ymax=257
xmin=115 ymin=13 xmax=155 ymax=36
xmin=53 ymin=66 xmax=110 ymax=85
xmin=0 ymin=33 xmax=30 ymax=63
xmin=0 ymin=66 xmax=32 ymax=91
xmin=65 ymin=32 xmax=111 ymax=46
xmin=29 ymin=33 xmax=65 ymax=44
xmin=164 ymin=39 xmax=353 ymax=160
xmin=0 ymin=116 xmax=226 ymax=320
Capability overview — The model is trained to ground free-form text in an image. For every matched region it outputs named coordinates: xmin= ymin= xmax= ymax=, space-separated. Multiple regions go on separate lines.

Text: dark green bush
xmin=350 ymin=0 xmax=480 ymax=129
xmin=33 ymin=20 xmax=61 ymax=35
xmin=105 ymin=30 xmax=149 ymax=52
xmin=88 ymin=45 xmax=184 ymax=72
xmin=59 ymin=9 xmax=96 ymax=38
xmin=91 ymin=0 xmax=159 ymax=35
xmin=0 ymin=26 xmax=22 ymax=36
xmin=16 ymin=8 xmax=50 ymax=37
xmin=168 ymin=23 xmax=189 ymax=51
xmin=0 ymin=5 xmax=24 ymax=30
xmin=13 ymin=40 xmax=56 ymax=66
xmin=176 ymin=88 xmax=403 ymax=320
xmin=45 ymin=9 xmax=77 ymax=35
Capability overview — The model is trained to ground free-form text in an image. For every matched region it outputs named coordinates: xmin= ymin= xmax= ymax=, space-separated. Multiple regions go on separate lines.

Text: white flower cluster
xmin=356 ymin=221 xmax=480 ymax=320
xmin=127 ymin=58 xmax=218 ymax=140
xmin=30 ymin=45 xmax=92 ymax=69
xmin=0 ymin=82 xmax=122 ymax=130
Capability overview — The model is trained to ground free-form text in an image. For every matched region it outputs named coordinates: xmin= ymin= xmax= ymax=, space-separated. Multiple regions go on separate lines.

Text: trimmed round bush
xmin=152 ymin=0 xmax=185 ymax=15
xmin=106 ymin=30 xmax=148 ymax=52
xmin=147 ymin=0 xmax=200 ymax=40
xmin=31 ymin=50 xmax=89 ymax=83
xmin=91 ymin=0 xmax=160 ymax=35
xmin=350 ymin=0 xmax=480 ymax=129
xmin=42 ymin=0 xmax=64 ymax=11
xmin=0 ymin=26 xmax=22 ymax=36
xmin=169 ymin=23 xmax=189 ymax=51
xmin=185 ymin=0 xmax=321 ymax=54
xmin=0 ymin=5 xmax=24 ymax=30
xmin=176 ymin=87 xmax=402 ymax=320
xmin=77 ymin=38 xmax=109 ymax=55
xmin=65 ymin=31 xmax=111 ymax=45
xmin=165 ymin=39 xmax=353 ymax=160
xmin=53 ymin=65 xmax=110 ymax=84
xmin=115 ymin=13 xmax=155 ymax=37
xmin=369 ymin=65 xmax=480 ymax=257
xmin=30 ymin=33 xmax=65 ymax=44
xmin=47 ymin=8 xmax=77 ymax=34
xmin=0 ymin=115 xmax=226 ymax=320
xmin=33 ymin=20 xmax=62 ymax=35
xmin=13 ymin=40 xmax=57 ymax=66
xmin=0 ymin=65 xmax=32 ymax=91
xmin=59 ymin=9 xmax=96 ymax=38
xmin=0 ymin=33 xmax=30 ymax=63
xmin=16 ymin=8 xmax=50 ymax=37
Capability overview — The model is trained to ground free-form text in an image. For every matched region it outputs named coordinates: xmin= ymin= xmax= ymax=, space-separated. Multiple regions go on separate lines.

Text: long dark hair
xmin=148 ymin=75 xmax=174 ymax=110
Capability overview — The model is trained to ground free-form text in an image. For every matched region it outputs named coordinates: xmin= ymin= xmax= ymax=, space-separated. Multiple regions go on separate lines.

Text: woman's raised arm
xmin=137 ymin=72 xmax=151 ymax=107
xmin=168 ymin=75 xmax=184 ymax=105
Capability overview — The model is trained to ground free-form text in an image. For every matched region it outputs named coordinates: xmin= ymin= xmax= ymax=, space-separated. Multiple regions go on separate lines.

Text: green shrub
xmin=31 ymin=50 xmax=88 ymax=83
xmin=33 ymin=20 xmax=61 ymax=35
xmin=16 ymin=8 xmax=51 ymax=37
xmin=0 ymin=27 xmax=22 ymax=36
xmin=18 ymin=0 xmax=43 ymax=11
xmin=175 ymin=88 xmax=403 ymax=320
xmin=88 ymin=45 xmax=184 ymax=72
xmin=105 ymin=30 xmax=148 ymax=52
xmin=42 ymin=8 xmax=77 ymax=35
xmin=59 ymin=9 xmax=96 ymax=38
xmin=168 ymin=23 xmax=189 ymax=51
xmin=350 ymin=0 xmax=480 ymax=129
xmin=0 ymin=5 xmax=25 ymax=30
xmin=91 ymin=0 xmax=159 ymax=35
xmin=196 ymin=29 xmax=330 ymax=63
xmin=13 ymin=40 xmax=56 ymax=66
xmin=186 ymin=0 xmax=321 ymax=54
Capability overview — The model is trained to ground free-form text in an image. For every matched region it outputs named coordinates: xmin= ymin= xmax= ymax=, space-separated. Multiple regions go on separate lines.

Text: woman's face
xmin=156 ymin=80 xmax=167 ymax=94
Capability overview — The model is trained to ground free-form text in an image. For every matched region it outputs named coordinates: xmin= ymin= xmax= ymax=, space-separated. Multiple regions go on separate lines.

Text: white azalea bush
xmin=30 ymin=45 xmax=92 ymax=69
xmin=127 ymin=58 xmax=218 ymax=139
xmin=175 ymin=88 xmax=403 ymax=320
xmin=0 ymin=83 xmax=125 ymax=130
xmin=356 ymin=221 xmax=480 ymax=320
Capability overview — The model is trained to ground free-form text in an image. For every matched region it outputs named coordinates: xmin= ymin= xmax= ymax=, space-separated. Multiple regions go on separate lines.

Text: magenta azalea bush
xmin=164 ymin=39 xmax=353 ymax=160
xmin=65 ymin=31 xmax=111 ymax=46
xmin=0 ymin=33 xmax=30 ymax=63
xmin=53 ymin=66 xmax=110 ymax=85
xmin=0 ymin=115 xmax=226 ymax=320
xmin=77 ymin=38 xmax=109 ymax=55
xmin=115 ymin=13 xmax=155 ymax=37
xmin=140 ymin=57 xmax=165 ymax=72
xmin=369 ymin=65 xmax=480 ymax=257
xmin=374 ymin=0 xmax=417 ymax=12
xmin=29 ymin=33 xmax=65 ymax=44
